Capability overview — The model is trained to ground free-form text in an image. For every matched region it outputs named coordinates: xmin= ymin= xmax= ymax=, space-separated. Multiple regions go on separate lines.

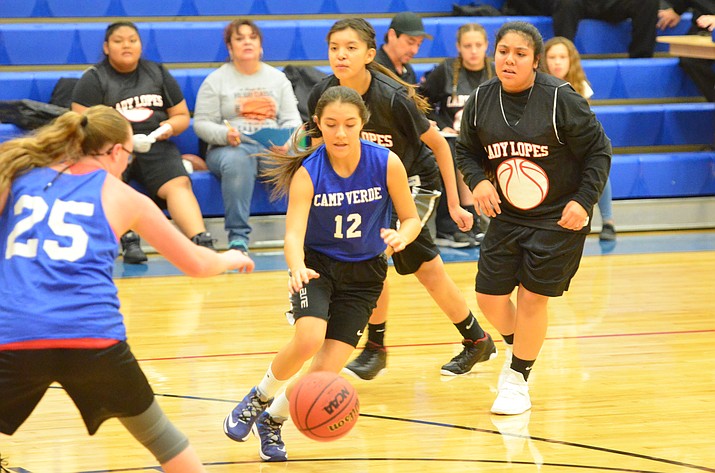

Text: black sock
xmin=367 ymin=323 xmax=386 ymax=347
xmin=455 ymin=312 xmax=485 ymax=341
xmin=510 ymin=355 xmax=535 ymax=381
xmin=502 ymin=333 xmax=514 ymax=346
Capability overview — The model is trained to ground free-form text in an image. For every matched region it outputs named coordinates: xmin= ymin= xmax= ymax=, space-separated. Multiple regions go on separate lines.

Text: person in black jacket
xmin=456 ymin=21 xmax=611 ymax=415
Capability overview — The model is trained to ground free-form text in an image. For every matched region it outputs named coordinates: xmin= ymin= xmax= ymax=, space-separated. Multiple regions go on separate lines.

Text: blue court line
xmin=113 ymin=231 xmax=715 ymax=279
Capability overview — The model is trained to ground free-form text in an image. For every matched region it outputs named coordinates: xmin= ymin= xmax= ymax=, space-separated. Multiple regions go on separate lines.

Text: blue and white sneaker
xmin=223 ymin=387 xmax=271 ymax=442
xmin=253 ymin=411 xmax=288 ymax=462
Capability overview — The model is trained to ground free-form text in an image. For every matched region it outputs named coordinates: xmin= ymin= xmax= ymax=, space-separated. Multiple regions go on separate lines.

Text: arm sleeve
xmin=71 ymin=67 xmax=105 ymax=107
xmin=455 ymin=91 xmax=489 ymax=190
xmin=277 ymin=76 xmax=303 ymax=128
xmin=192 ymin=73 xmax=229 ymax=146
xmin=558 ymin=86 xmax=612 ymax=211
xmin=391 ymin=92 xmax=431 ymax=139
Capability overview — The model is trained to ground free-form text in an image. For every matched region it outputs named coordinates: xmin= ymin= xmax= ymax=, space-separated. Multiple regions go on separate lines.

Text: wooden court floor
xmin=2 ymin=232 xmax=715 ymax=472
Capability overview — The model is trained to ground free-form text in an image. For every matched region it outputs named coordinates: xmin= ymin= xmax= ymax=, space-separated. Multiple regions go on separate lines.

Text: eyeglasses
xmin=119 ymin=145 xmax=135 ymax=164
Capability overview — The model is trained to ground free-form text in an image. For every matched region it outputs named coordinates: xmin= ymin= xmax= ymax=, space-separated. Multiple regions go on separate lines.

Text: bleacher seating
xmin=0 ymin=58 xmax=702 ymax=113
xmin=1 ymin=5 xmax=713 ymax=231
xmin=0 ymin=15 xmax=693 ymax=67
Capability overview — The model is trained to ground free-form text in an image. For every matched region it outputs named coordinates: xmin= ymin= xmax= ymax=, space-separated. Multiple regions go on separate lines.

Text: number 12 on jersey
xmin=333 ymin=214 xmax=362 ymax=239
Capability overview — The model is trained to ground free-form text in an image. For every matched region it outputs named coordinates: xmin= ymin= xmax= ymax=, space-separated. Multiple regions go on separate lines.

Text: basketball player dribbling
xmin=455 ymin=21 xmax=612 ymax=415
xmin=222 ymin=86 xmax=421 ymax=462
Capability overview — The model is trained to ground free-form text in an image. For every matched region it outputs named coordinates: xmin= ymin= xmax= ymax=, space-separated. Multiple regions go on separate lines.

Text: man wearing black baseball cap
xmin=375 ymin=11 xmax=433 ymax=84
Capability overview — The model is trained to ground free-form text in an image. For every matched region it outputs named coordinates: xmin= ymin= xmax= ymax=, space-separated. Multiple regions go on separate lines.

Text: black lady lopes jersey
xmin=307 ymin=71 xmax=440 ymax=188
xmin=419 ymin=57 xmax=495 ymax=131
xmin=455 ymin=72 xmax=611 ymax=233
xmin=72 ymin=58 xmax=184 ymax=137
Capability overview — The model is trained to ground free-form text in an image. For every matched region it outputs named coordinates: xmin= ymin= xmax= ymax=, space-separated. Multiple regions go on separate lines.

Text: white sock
xmin=257 ymin=364 xmax=284 ymax=400
xmin=266 ymin=391 xmax=290 ymax=420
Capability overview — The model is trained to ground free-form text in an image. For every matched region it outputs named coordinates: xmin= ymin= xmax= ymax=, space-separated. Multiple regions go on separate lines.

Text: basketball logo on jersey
xmin=496 ymin=158 xmax=549 ymax=210
xmin=115 ymin=94 xmax=164 ymax=122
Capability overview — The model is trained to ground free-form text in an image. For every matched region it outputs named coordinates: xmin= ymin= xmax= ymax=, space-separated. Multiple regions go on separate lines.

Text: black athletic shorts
xmin=476 ymin=218 xmax=587 ymax=297
xmin=288 ymin=248 xmax=388 ymax=347
xmin=391 ymin=187 xmax=441 ymax=275
xmin=124 ymin=140 xmax=189 ymax=204
xmin=0 ymin=341 xmax=155 ymax=436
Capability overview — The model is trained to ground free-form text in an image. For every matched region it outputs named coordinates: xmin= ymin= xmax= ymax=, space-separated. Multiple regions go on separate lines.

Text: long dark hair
xmin=327 ymin=18 xmax=430 ymax=114
xmin=262 ymin=86 xmax=370 ymax=200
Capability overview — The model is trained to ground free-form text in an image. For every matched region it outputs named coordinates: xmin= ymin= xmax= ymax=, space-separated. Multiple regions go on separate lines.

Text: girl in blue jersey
xmin=223 ymin=86 xmax=421 ymax=462
xmin=456 ymin=22 xmax=611 ymax=415
xmin=0 ymin=105 xmax=253 ymax=472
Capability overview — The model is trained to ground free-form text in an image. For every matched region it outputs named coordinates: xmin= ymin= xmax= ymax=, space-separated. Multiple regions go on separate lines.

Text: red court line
xmin=137 ymin=328 xmax=714 ymax=362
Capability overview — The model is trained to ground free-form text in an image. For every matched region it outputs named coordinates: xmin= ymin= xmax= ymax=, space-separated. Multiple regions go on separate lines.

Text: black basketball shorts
xmin=476 ymin=218 xmax=587 ymax=297
xmin=288 ymin=248 xmax=388 ymax=347
xmin=0 ymin=341 xmax=155 ymax=436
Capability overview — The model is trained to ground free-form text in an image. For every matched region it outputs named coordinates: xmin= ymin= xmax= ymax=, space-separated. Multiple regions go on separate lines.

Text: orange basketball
xmin=289 ymin=371 xmax=359 ymax=442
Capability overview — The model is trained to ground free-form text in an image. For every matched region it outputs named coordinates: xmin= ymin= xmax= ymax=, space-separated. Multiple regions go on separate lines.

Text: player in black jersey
xmin=307 ymin=18 xmax=497 ymax=381
xmin=456 ymin=21 xmax=611 ymax=415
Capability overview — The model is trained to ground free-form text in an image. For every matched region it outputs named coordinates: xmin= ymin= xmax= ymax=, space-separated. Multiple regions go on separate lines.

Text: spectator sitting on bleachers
xmin=374 ymin=11 xmax=432 ymax=84
xmin=419 ymin=23 xmax=496 ymax=248
xmin=71 ymin=21 xmax=216 ymax=264
xmin=658 ymin=1 xmax=715 ymax=101
xmin=502 ymin=0 xmax=660 ymax=58
xmin=542 ymin=36 xmax=617 ymax=241
xmin=193 ymin=19 xmax=302 ymax=255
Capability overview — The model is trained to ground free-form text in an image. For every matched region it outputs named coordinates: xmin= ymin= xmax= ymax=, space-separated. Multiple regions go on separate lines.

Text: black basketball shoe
xmin=342 ymin=341 xmax=387 ymax=380
xmin=440 ymin=333 xmax=497 ymax=376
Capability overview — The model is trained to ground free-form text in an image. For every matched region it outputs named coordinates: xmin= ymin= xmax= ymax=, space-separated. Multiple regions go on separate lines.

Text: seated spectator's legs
xmin=548 ymin=0 xmax=585 ymax=40
xmin=157 ymin=176 xmax=206 ymax=238
xmin=206 ymin=141 xmax=265 ymax=247
xmin=588 ymin=0 xmax=658 ymax=58
xmin=679 ymin=57 xmax=715 ymax=102
xmin=597 ymin=177 xmax=614 ymax=224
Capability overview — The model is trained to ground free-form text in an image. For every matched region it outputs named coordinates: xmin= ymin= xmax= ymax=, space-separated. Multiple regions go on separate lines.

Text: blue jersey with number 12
xmin=303 ymin=140 xmax=392 ymax=262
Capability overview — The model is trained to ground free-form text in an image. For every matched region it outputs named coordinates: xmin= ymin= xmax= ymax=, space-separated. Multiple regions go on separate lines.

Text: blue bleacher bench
xmin=0 ymin=59 xmax=701 ymax=113
xmin=0 ymin=15 xmax=693 ymax=66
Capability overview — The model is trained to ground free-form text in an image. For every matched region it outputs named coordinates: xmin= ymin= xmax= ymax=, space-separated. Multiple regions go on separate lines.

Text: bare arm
xmin=420 ymin=126 xmax=473 ymax=231
xmin=283 ymin=167 xmax=319 ymax=293
xmin=101 ymin=175 xmax=253 ymax=276
xmin=155 ymin=100 xmax=191 ymax=140
xmin=383 ymin=152 xmax=420 ymax=252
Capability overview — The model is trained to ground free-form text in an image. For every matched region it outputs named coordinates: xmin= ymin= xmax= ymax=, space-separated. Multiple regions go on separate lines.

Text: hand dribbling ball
xmin=289 ymin=371 xmax=359 ymax=441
